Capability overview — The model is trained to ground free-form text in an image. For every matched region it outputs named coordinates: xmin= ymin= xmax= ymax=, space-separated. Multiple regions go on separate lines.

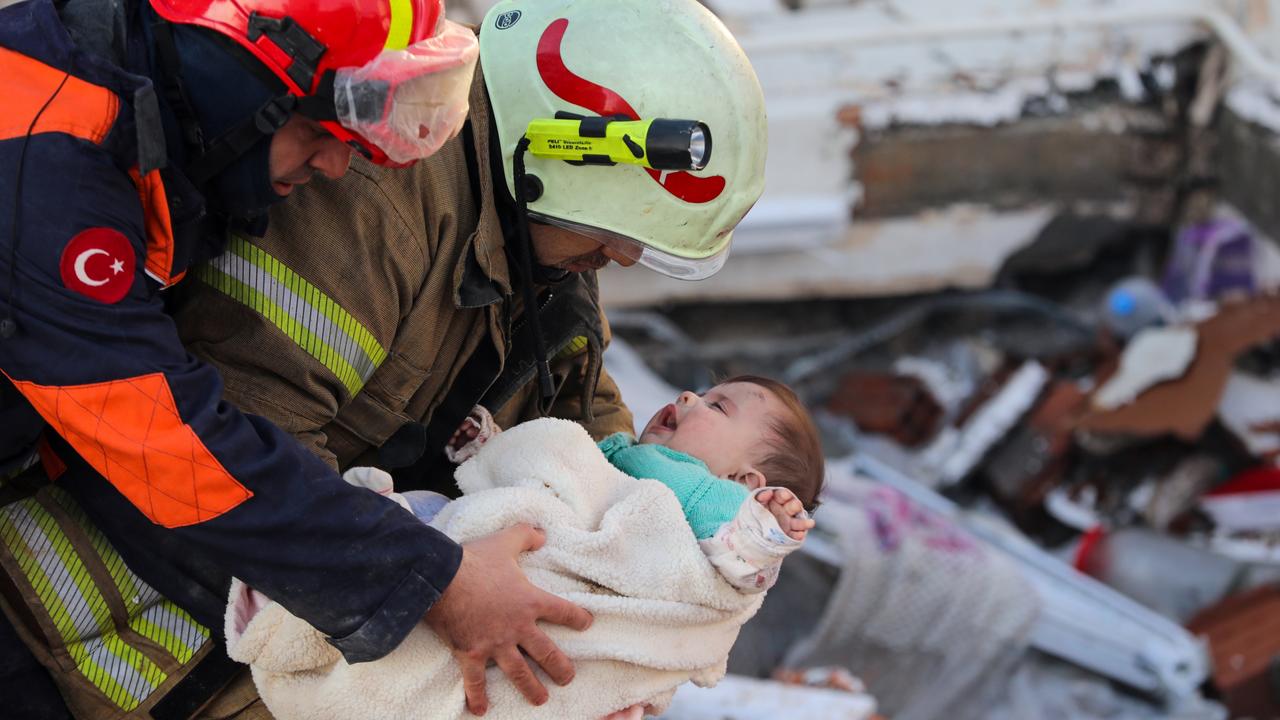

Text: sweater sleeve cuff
xmin=326 ymin=537 xmax=463 ymax=664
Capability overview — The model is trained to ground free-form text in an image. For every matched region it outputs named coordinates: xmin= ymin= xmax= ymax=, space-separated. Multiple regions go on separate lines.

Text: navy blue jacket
xmin=0 ymin=0 xmax=461 ymax=663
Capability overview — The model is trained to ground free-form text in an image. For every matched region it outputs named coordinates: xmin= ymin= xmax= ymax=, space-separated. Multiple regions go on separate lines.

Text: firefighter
xmin=0 ymin=0 xmax=597 ymax=717
xmin=172 ymin=0 xmax=767 ymax=714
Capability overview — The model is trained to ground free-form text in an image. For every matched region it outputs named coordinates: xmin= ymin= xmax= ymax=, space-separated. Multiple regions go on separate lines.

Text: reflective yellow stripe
xmin=196 ymin=235 xmax=389 ymax=396
xmin=0 ymin=505 xmax=124 ymax=704
xmin=46 ymin=488 xmax=209 ymax=664
xmin=46 ymin=489 xmax=146 ymax=613
xmin=131 ymin=603 xmax=207 ymax=664
xmin=27 ymin=503 xmax=168 ymax=702
xmin=386 ymin=0 xmax=414 ymax=50
xmin=196 ymin=263 xmax=363 ymax=394
xmin=0 ymin=502 xmax=152 ymax=709
xmin=555 ymin=335 xmax=589 ymax=361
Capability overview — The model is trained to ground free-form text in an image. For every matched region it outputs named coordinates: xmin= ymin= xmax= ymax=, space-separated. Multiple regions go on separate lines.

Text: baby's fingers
xmin=786 ymin=516 xmax=816 ymax=540
xmin=780 ymin=496 xmax=805 ymax=517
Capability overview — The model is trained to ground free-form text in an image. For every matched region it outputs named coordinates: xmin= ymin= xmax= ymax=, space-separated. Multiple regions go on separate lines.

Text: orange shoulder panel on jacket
xmin=128 ymin=167 xmax=183 ymax=287
xmin=0 ymin=47 xmax=119 ymax=145
xmin=3 ymin=371 xmax=253 ymax=528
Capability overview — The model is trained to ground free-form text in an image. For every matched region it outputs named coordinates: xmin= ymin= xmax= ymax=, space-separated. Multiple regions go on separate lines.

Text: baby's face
xmin=639 ymin=382 xmax=784 ymax=480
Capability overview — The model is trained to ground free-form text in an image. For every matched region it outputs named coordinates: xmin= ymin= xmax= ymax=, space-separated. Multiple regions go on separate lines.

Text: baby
xmin=231 ymin=375 xmax=826 ymax=720
xmin=437 ymin=374 xmax=825 ymax=591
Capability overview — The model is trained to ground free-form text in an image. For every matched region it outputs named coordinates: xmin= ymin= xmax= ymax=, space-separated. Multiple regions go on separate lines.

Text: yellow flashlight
xmin=524 ymin=113 xmax=712 ymax=171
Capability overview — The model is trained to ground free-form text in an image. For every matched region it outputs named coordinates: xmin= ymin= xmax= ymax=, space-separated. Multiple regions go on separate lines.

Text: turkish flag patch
xmin=59 ymin=228 xmax=136 ymax=304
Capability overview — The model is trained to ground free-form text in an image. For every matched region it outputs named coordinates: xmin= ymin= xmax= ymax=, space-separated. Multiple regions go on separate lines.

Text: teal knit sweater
xmin=598 ymin=433 xmax=749 ymax=539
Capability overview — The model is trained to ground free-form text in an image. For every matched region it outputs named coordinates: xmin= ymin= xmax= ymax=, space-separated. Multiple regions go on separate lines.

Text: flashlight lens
xmin=689 ymin=127 xmax=708 ymax=170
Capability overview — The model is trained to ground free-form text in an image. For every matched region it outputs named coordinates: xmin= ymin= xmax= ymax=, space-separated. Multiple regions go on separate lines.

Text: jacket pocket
xmin=326 ymin=352 xmax=429 ymax=462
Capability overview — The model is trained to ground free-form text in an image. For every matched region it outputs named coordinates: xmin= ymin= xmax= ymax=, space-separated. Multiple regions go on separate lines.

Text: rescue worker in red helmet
xmin=0 ymin=0 xmax=591 ymax=717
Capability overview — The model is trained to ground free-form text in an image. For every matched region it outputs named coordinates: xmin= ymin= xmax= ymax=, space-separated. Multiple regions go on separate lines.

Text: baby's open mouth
xmin=656 ymin=403 xmax=678 ymax=431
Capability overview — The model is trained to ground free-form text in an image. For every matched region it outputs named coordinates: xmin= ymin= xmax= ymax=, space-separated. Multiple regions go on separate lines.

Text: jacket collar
xmin=451 ymin=60 xmax=510 ymax=309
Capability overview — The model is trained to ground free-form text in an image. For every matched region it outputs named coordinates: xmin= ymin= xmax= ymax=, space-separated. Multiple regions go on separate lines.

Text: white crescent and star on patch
xmin=59 ymin=228 xmax=136 ymax=304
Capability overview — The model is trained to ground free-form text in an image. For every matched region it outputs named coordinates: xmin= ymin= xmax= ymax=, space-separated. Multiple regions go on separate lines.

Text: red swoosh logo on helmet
xmin=536 ymin=18 xmax=726 ymax=204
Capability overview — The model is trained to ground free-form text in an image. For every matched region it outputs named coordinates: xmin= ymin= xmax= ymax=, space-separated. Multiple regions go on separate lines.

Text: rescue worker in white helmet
xmin=168 ymin=0 xmax=767 ymax=714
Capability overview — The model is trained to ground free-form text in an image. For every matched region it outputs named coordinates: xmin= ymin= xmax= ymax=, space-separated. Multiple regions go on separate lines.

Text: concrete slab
xmin=599 ymin=204 xmax=1055 ymax=308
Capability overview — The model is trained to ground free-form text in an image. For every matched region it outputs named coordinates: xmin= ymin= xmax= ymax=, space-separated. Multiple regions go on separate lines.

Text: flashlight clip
xmin=527 ymin=113 xmax=710 ymax=171
xmin=554 ymin=112 xmax=637 ymax=166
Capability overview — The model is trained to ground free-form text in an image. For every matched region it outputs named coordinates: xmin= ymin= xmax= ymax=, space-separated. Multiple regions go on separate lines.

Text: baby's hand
xmin=754 ymin=488 xmax=815 ymax=541
xmin=447 ymin=419 xmax=480 ymax=451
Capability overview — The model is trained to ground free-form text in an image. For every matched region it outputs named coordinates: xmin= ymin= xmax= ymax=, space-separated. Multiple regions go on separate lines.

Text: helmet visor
xmin=529 ymin=212 xmax=731 ymax=280
xmin=334 ymin=19 xmax=479 ymax=165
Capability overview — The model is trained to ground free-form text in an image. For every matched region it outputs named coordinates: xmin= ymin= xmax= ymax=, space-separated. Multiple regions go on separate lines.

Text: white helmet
xmin=480 ymin=0 xmax=767 ymax=279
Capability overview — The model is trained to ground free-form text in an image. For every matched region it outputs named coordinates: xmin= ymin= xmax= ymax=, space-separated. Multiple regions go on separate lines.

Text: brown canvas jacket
xmin=172 ymin=64 xmax=633 ymax=479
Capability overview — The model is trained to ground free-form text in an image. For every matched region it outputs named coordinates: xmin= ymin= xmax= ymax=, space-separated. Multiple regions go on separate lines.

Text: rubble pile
xmin=614 ymin=211 xmax=1280 ymax=719
xmin=805 ymin=217 xmax=1280 ymax=718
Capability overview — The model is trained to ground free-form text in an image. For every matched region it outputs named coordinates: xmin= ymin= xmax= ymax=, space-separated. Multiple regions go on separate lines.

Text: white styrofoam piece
xmin=1092 ymin=326 xmax=1199 ymax=410
xmin=1217 ymin=372 xmax=1280 ymax=457
xmin=1200 ymin=491 xmax=1280 ymax=533
xmin=929 ymin=361 xmax=1049 ymax=485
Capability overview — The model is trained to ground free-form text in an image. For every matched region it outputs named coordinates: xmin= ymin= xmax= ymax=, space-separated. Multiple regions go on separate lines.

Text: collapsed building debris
xmin=1217 ymin=373 xmax=1280 ymax=458
xmin=611 ymin=274 xmax=1280 ymax=717
xmin=1199 ymin=467 xmax=1280 ymax=534
xmin=919 ymin=361 xmax=1048 ymax=487
xmin=1090 ymin=326 xmax=1197 ymax=411
xmin=983 ymin=380 xmax=1087 ymax=520
xmin=826 ymin=371 xmax=943 ymax=447
xmin=1078 ymin=295 xmax=1280 ymax=440
xmin=855 ymin=455 xmax=1217 ymax=714
xmin=594 ymin=3 xmax=1280 ymax=715
xmin=732 ymin=461 xmax=1042 ymax=720
xmin=1186 ymin=585 xmax=1280 ymax=718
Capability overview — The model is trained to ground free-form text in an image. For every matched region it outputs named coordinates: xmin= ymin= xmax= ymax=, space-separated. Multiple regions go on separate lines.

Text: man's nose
xmin=602 ymin=246 xmax=638 ymax=267
xmin=310 ymin=138 xmax=353 ymax=180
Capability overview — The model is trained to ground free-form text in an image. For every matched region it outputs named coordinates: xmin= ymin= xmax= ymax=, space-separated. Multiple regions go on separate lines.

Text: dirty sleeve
xmin=0 ymin=133 xmax=460 ymax=664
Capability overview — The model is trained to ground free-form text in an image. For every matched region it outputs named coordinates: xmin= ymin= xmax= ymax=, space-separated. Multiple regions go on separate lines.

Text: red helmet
xmin=150 ymin=0 xmax=478 ymax=165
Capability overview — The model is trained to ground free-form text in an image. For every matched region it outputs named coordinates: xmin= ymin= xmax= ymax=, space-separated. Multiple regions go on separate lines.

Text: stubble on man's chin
xmin=557 ymin=252 xmax=610 ymax=273
xmin=271 ymin=169 xmax=315 ymax=196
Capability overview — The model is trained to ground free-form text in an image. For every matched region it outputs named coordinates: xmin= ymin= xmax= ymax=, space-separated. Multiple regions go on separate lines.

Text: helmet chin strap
xmin=150 ymin=17 xmax=283 ymax=191
xmin=150 ymin=17 xmax=341 ymax=195
xmin=512 ymin=136 xmax=557 ymax=403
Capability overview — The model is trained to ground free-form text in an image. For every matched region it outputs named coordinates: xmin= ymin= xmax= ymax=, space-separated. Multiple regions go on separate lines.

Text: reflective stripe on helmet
xmin=385 ymin=0 xmax=415 ymax=50
xmin=148 ymin=0 xmax=455 ymax=166
xmin=195 ymin=235 xmax=389 ymax=395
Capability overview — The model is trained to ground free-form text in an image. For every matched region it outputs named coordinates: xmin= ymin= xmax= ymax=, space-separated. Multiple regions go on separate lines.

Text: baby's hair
xmin=722 ymin=375 xmax=825 ymax=511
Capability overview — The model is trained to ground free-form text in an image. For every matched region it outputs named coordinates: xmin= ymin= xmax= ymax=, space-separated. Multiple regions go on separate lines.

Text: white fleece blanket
xmin=225 ymin=418 xmax=764 ymax=720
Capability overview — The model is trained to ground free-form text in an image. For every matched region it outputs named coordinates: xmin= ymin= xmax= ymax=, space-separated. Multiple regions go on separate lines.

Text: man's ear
xmin=730 ymin=467 xmax=767 ymax=491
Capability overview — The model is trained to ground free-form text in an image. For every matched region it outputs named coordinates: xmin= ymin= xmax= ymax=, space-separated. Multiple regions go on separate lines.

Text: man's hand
xmin=426 ymin=523 xmax=593 ymax=716
xmin=754 ymin=488 xmax=815 ymax=541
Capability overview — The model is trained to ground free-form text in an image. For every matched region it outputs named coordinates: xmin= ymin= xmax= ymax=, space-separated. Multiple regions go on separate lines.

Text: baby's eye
xmin=709 ymin=400 xmax=726 ymax=414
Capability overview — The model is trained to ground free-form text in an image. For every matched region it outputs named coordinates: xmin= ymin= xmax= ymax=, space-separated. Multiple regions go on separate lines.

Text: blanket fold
xmin=226 ymin=418 xmax=763 ymax=719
